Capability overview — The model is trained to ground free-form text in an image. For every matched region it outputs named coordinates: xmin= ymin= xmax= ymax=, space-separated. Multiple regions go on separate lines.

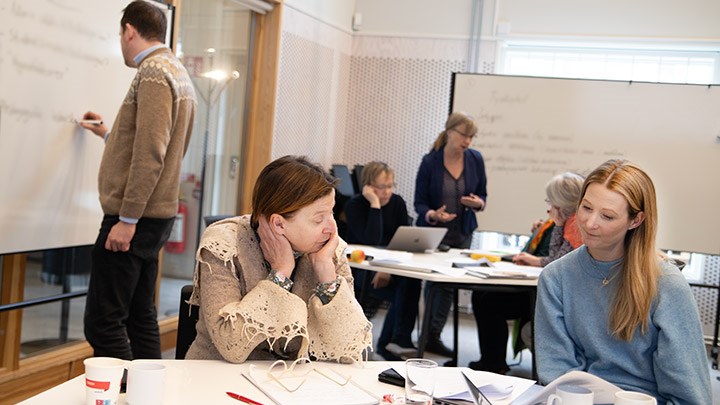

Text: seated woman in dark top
xmin=469 ymin=172 xmax=584 ymax=374
xmin=344 ymin=161 xmax=422 ymax=360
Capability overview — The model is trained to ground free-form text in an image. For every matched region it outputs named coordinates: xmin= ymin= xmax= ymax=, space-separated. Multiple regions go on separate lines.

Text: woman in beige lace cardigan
xmin=185 ymin=156 xmax=373 ymax=363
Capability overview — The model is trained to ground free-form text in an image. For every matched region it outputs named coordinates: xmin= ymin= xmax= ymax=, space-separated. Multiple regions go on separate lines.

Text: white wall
xmin=354 ymin=0 xmax=476 ymax=38
xmin=284 ymin=0 xmax=356 ymax=33
xmin=495 ymin=0 xmax=720 ymax=41
xmin=271 ymin=6 xmax=352 ymax=168
xmin=352 ymin=0 xmax=720 ymax=42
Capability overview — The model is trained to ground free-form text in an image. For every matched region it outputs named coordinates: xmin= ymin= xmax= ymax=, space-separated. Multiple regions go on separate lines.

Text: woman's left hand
xmin=460 ymin=193 xmax=485 ymax=210
xmin=371 ymin=273 xmax=391 ymax=289
xmin=309 ymin=230 xmax=340 ymax=283
xmin=512 ymin=252 xmax=542 ymax=267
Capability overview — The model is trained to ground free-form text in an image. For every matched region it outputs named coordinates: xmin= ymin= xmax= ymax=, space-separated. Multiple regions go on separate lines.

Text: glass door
xmin=160 ymin=0 xmax=252 ymax=295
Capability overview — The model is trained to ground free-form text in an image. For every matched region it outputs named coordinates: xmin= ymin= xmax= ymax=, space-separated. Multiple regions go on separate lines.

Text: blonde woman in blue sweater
xmin=535 ymin=160 xmax=710 ymax=404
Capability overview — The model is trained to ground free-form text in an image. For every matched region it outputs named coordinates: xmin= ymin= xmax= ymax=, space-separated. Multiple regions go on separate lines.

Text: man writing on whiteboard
xmin=79 ymin=1 xmax=196 ymax=360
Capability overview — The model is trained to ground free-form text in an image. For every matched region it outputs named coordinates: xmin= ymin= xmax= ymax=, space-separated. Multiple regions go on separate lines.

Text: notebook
xmin=386 ymin=226 xmax=448 ymax=253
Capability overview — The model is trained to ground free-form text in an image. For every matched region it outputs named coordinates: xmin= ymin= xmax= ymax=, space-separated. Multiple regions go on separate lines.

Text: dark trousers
xmin=425 ymin=282 xmax=454 ymax=338
xmin=471 ymin=290 xmax=533 ymax=372
xmin=84 ymin=215 xmax=174 ymax=360
xmin=426 ymin=236 xmax=472 ymax=338
xmin=373 ymin=276 xmax=422 ymax=349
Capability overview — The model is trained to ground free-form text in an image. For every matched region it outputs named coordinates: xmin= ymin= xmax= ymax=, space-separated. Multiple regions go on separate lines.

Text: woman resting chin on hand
xmin=185 ymin=156 xmax=372 ymax=364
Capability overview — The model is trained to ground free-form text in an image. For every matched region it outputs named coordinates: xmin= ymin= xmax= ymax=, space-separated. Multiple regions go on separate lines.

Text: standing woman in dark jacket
xmin=414 ymin=112 xmax=487 ymax=359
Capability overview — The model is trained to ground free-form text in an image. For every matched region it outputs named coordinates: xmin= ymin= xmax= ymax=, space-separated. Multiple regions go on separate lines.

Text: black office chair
xmin=175 ymin=284 xmax=200 ymax=359
xmin=204 ymin=215 xmax=233 ymax=227
xmin=351 ymin=164 xmax=364 ymax=195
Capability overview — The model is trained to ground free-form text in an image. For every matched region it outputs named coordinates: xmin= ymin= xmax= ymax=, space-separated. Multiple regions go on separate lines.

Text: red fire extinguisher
xmin=165 ymin=199 xmax=188 ymax=254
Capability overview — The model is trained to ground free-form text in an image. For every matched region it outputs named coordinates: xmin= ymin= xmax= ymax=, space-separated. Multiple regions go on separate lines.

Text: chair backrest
xmin=330 ymin=164 xmax=356 ymax=197
xmin=351 ymin=164 xmax=364 ymax=195
xmin=204 ymin=215 xmax=233 ymax=227
xmin=176 ymin=284 xmax=200 ymax=359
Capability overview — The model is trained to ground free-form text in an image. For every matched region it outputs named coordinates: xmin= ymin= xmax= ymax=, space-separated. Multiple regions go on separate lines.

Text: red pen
xmin=226 ymin=391 xmax=265 ymax=405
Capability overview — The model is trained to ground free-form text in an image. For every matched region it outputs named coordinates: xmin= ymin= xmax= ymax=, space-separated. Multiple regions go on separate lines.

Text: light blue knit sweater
xmin=535 ymin=246 xmax=711 ymax=404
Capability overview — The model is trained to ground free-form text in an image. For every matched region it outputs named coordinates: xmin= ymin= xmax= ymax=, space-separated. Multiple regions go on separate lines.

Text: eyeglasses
xmin=248 ymin=358 xmax=352 ymax=393
xmin=451 ymin=128 xmax=476 ymax=140
xmin=371 ymin=183 xmax=396 ymax=191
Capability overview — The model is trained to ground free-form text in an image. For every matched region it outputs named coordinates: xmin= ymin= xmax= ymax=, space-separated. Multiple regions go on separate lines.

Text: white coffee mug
xmin=614 ymin=390 xmax=657 ymax=405
xmin=83 ymin=357 xmax=126 ymax=405
xmin=126 ymin=362 xmax=167 ymax=405
xmin=547 ymin=384 xmax=593 ymax=405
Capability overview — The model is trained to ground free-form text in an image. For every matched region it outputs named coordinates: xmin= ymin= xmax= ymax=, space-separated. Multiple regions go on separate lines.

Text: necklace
xmin=589 ymin=255 xmax=620 ymax=286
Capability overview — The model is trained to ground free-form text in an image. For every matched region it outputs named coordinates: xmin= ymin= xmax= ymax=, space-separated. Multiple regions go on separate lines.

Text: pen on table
xmin=226 ymin=391 xmax=265 ymax=405
xmin=77 ymin=119 xmax=103 ymax=125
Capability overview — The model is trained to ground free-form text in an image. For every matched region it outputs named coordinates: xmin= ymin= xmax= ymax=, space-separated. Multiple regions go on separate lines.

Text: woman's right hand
xmin=431 ymin=205 xmax=457 ymax=223
xmin=530 ymin=219 xmax=545 ymax=233
xmin=362 ymin=185 xmax=381 ymax=208
xmin=257 ymin=216 xmax=295 ymax=278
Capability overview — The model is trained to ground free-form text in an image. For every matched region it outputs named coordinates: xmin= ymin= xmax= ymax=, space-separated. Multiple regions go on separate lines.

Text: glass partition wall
xmin=161 ymin=0 xmax=252 ymax=283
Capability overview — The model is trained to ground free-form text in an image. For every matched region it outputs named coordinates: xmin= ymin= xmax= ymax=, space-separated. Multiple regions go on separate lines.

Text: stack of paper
xmin=449 ymin=257 xmax=495 ymax=268
xmin=464 ymin=268 xmax=537 ymax=279
xmin=394 ymin=366 xmax=536 ymax=404
xmin=345 ymin=245 xmax=413 ymax=262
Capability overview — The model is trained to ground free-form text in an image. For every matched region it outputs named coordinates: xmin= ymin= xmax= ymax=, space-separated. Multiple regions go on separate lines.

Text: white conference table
xmin=19 ymin=359 xmax=540 ymax=405
xmin=18 ymin=360 xmax=399 ymax=405
xmin=348 ymin=246 xmax=539 ymax=368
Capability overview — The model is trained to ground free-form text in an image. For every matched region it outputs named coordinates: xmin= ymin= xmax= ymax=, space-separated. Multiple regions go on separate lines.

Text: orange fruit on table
xmin=350 ymin=249 xmax=366 ymax=263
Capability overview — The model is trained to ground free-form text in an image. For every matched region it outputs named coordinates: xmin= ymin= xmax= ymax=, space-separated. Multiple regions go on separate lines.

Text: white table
xmin=18 ymin=360 xmax=403 ymax=405
xmin=19 ymin=359 xmax=540 ymax=405
xmin=348 ymin=247 xmax=539 ymax=369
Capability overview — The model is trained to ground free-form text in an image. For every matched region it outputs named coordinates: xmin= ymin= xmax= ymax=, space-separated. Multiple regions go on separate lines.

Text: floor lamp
xmin=191 ymin=57 xmax=239 ymax=249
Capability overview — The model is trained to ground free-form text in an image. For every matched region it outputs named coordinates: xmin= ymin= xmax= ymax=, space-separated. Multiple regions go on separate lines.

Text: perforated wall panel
xmin=342 ymin=56 xmax=466 ymax=217
xmin=273 ymin=32 xmax=334 ymax=164
xmin=692 ymin=256 xmax=720 ymax=337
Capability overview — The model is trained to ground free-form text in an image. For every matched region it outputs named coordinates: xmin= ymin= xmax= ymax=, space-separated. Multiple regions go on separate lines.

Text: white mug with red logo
xmin=83 ymin=357 xmax=126 ymax=405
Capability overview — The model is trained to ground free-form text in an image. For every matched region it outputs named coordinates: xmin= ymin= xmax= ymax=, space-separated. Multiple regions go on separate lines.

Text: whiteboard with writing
xmin=0 ymin=0 xmax=136 ymax=254
xmin=452 ymin=73 xmax=720 ymax=254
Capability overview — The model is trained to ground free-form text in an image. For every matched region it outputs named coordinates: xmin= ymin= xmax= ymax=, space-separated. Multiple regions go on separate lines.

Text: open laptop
xmin=385 ymin=226 xmax=448 ymax=253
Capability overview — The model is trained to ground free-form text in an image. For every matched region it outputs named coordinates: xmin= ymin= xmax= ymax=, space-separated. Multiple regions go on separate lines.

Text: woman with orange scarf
xmin=469 ymin=172 xmax=584 ymax=374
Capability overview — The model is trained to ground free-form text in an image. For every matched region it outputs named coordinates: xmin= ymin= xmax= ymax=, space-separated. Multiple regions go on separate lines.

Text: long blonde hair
xmin=431 ymin=112 xmax=478 ymax=152
xmin=581 ymin=159 xmax=659 ymax=341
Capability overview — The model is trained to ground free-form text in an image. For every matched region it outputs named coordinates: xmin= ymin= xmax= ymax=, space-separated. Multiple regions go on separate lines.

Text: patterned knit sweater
xmin=186 ymin=215 xmax=374 ymax=364
xmin=98 ymin=47 xmax=196 ymax=219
